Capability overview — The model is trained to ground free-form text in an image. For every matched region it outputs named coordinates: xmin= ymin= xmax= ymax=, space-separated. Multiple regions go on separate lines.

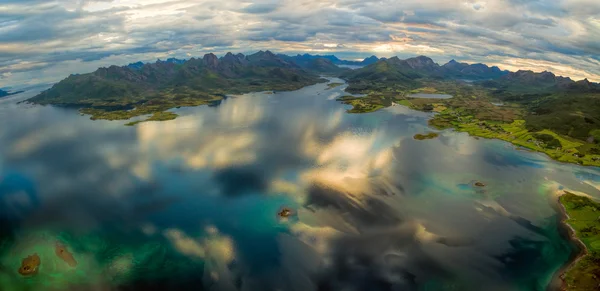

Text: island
xmin=473 ymin=181 xmax=486 ymax=187
xmin=124 ymin=111 xmax=178 ymax=126
xmin=55 ymin=242 xmax=77 ymax=267
xmin=18 ymin=253 xmax=40 ymax=276
xmin=277 ymin=207 xmax=294 ymax=218
xmin=335 ymin=95 xmax=385 ymax=113
xmin=413 ymin=132 xmax=439 ymax=140
xmin=558 ymin=191 xmax=600 ymax=290
xmin=327 ymin=82 xmax=344 ymax=89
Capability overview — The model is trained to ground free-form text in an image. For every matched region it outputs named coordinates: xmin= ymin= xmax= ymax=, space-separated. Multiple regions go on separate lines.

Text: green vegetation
xmin=559 ymin=192 xmax=600 ymax=290
xmin=533 ymin=133 xmax=562 ymax=149
xmin=337 ymin=57 xmax=600 ymax=167
xmin=336 ymin=96 xmax=387 ymax=113
xmin=410 ymin=87 xmax=439 ymax=94
xmin=28 ymin=51 xmax=325 ymax=125
xmin=522 ymin=93 xmax=600 ymax=142
xmin=414 ymin=132 xmax=439 ymax=140
xmin=125 ymin=111 xmax=178 ymax=126
xmin=327 ymin=83 xmax=344 ymax=89
xmin=337 ymin=88 xmax=600 ymax=166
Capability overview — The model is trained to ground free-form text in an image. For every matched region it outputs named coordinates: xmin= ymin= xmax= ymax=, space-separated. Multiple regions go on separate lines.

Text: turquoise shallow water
xmin=1 ymin=79 xmax=600 ymax=291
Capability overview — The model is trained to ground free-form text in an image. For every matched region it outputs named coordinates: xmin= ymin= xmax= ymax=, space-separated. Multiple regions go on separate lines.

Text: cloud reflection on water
xmin=1 ymin=82 xmax=600 ymax=290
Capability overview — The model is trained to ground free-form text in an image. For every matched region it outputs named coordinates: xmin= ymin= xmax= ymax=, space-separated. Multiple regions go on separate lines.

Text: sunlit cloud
xmin=0 ymin=0 xmax=599 ymax=89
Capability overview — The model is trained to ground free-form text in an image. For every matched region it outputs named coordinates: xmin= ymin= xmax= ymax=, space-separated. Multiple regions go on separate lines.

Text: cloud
xmin=242 ymin=3 xmax=279 ymax=14
xmin=0 ymin=0 xmax=600 ymax=89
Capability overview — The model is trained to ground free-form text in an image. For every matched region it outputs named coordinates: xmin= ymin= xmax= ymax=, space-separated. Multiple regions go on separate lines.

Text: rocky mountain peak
xmin=405 ymin=55 xmax=437 ymax=69
xmin=203 ymin=53 xmax=219 ymax=68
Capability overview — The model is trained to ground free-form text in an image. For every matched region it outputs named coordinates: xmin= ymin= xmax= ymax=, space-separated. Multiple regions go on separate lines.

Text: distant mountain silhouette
xmin=29 ymin=50 xmax=598 ymax=106
xmin=0 ymin=88 xmax=24 ymax=98
xmin=28 ymin=51 xmax=325 ymax=105
xmin=278 ymin=53 xmax=380 ymax=67
xmin=341 ymin=55 xmax=597 ymax=94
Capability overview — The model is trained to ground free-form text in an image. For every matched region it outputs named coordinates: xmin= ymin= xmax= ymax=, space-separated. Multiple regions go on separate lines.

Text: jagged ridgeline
xmin=27 ymin=50 xmax=350 ymax=124
xmin=28 ymin=51 xmax=330 ymax=107
xmin=340 ymin=55 xmax=509 ymax=93
xmin=341 ymin=55 xmax=599 ymax=95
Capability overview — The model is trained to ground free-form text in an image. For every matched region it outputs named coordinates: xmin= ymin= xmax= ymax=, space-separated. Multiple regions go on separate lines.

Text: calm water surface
xmin=1 ymin=79 xmax=600 ymax=291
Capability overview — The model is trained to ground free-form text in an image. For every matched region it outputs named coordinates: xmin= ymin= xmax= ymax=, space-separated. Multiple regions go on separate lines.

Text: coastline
xmin=550 ymin=192 xmax=588 ymax=291
xmin=26 ymin=78 xmax=330 ymax=125
xmin=452 ymin=128 xmax=600 ymax=168
xmin=341 ymin=95 xmax=600 ymax=167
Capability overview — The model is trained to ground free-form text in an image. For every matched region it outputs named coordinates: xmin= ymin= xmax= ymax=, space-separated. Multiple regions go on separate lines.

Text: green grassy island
xmin=335 ymin=96 xmax=385 ymax=113
xmin=413 ymin=132 xmax=439 ymax=140
xmin=327 ymin=82 xmax=344 ymax=89
xmin=125 ymin=111 xmax=178 ymax=126
xmin=559 ymin=192 xmax=600 ymax=290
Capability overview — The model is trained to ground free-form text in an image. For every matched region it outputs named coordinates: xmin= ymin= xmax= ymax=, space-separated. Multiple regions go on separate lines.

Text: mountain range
xmin=277 ymin=53 xmax=381 ymax=67
xmin=341 ymin=55 xmax=599 ymax=94
xmin=28 ymin=50 xmax=599 ymax=107
xmin=29 ymin=50 xmax=325 ymax=106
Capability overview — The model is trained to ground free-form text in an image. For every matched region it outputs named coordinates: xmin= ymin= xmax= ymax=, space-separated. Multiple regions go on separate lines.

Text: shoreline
xmin=24 ymin=78 xmax=333 ymax=125
xmin=343 ymin=96 xmax=600 ymax=168
xmin=453 ymin=128 xmax=600 ymax=168
xmin=549 ymin=192 xmax=589 ymax=291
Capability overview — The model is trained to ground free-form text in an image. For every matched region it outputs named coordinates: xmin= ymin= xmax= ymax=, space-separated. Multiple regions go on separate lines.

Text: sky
xmin=1 ymin=0 xmax=600 ymax=90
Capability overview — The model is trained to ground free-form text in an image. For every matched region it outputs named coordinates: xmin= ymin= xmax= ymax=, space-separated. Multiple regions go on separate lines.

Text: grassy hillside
xmin=559 ymin=192 xmax=600 ymax=290
xmin=335 ymin=58 xmax=600 ymax=166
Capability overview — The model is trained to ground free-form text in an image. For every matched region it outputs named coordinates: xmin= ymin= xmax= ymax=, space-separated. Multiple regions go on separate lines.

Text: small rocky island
xmin=474 ymin=181 xmax=486 ymax=187
xmin=56 ymin=242 xmax=77 ymax=267
xmin=18 ymin=253 xmax=40 ymax=276
xmin=277 ymin=207 xmax=294 ymax=218
xmin=558 ymin=191 xmax=600 ymax=290
xmin=413 ymin=132 xmax=439 ymax=140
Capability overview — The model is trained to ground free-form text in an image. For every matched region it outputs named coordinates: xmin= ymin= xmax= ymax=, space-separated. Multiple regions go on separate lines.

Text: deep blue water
xmin=1 ymin=79 xmax=600 ymax=291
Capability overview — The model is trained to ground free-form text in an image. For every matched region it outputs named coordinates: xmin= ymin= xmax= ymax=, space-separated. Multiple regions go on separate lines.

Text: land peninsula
xmin=27 ymin=51 xmax=336 ymax=124
xmin=335 ymin=56 xmax=600 ymax=167
xmin=26 ymin=51 xmax=600 ymax=166
xmin=559 ymin=192 xmax=600 ymax=290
